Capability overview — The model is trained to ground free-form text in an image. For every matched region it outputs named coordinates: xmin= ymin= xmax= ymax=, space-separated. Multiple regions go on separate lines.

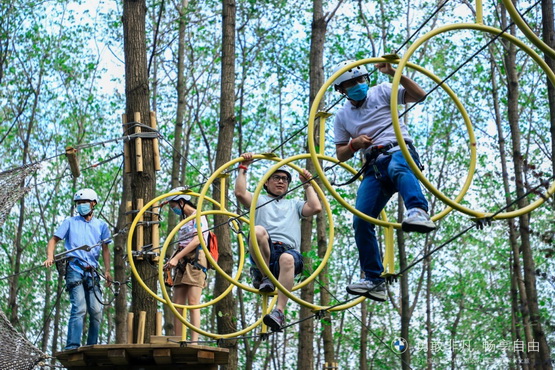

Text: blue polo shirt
xmin=54 ymin=215 xmax=111 ymax=273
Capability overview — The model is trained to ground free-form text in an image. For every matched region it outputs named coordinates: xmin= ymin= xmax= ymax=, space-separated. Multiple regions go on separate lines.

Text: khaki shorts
xmin=174 ymin=249 xmax=207 ymax=289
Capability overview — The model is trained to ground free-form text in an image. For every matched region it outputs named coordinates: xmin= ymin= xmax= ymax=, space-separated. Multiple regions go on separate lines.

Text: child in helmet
xmin=331 ymin=60 xmax=436 ymax=301
xmin=234 ymin=153 xmax=322 ymax=331
xmin=163 ymin=187 xmax=208 ymax=342
xmin=43 ymin=188 xmax=112 ymax=350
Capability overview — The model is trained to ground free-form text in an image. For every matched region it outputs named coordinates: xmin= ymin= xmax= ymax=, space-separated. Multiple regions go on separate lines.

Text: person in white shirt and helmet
xmin=163 ymin=187 xmax=209 ymax=342
xmin=331 ymin=60 xmax=436 ymax=302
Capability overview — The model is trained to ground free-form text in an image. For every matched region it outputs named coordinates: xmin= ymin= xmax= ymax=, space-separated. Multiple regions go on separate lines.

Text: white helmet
xmin=74 ymin=188 xmax=98 ymax=203
xmin=167 ymin=186 xmax=192 ymax=202
xmin=331 ymin=60 xmax=369 ymax=91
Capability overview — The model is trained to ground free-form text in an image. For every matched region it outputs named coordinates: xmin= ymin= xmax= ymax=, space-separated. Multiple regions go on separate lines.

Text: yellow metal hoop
xmin=391 ymin=23 xmax=555 ymax=219
xmin=307 ymin=58 xmax=476 ymax=226
xmin=247 ymin=153 xmax=366 ymax=311
xmin=500 ymin=0 xmax=555 ymax=59
xmin=127 ymin=191 xmax=267 ymax=339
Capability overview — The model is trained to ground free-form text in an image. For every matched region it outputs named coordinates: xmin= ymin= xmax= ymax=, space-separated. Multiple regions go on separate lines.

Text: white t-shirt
xmin=254 ymin=194 xmax=305 ymax=249
xmin=333 ymin=82 xmax=413 ymax=153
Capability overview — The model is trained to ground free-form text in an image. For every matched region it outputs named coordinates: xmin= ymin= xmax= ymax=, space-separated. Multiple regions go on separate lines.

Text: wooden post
xmin=155 ymin=312 xmax=162 ymax=336
xmin=65 ymin=147 xmax=81 ymax=178
xmin=134 ymin=112 xmax=143 ymax=173
xmin=136 ymin=198 xmax=144 ymax=253
xmin=126 ymin=201 xmax=133 ymax=225
xmin=152 ymin=201 xmax=160 ymax=262
xmin=127 ymin=312 xmax=134 ymax=344
xmin=181 ymin=307 xmax=188 ymax=342
xmin=137 ymin=311 xmax=147 ymax=344
xmin=150 ymin=111 xmax=161 ymax=171
xmin=122 ymin=114 xmax=131 ymax=173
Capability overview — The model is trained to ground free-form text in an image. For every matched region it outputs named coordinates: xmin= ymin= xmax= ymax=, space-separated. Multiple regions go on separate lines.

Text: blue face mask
xmin=172 ymin=207 xmax=183 ymax=216
xmin=77 ymin=203 xmax=92 ymax=216
xmin=346 ymin=83 xmax=368 ymax=101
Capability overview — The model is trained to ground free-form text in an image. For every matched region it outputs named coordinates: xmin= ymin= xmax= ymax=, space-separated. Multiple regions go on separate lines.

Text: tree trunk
xmin=213 ymin=0 xmax=237 ymax=368
xmin=161 ymin=0 xmax=190 ymax=337
xmin=425 ymin=254 xmax=432 ymax=370
xmin=501 ymin=8 xmax=552 ymax=367
xmin=542 ymin=0 xmax=555 ymax=186
xmin=9 ymin=90 xmax=37 ymax=329
xmin=114 ymin=178 xmax=131 ymax=343
xmin=123 ymin=0 xmax=157 ymax=343
xmin=397 ymin=198 xmax=411 ymax=369
xmin=359 ymin=300 xmax=368 ymax=370
xmin=490 ymin=55 xmax=532 ymax=366
xmin=299 ymin=0 xmax=330 ymax=367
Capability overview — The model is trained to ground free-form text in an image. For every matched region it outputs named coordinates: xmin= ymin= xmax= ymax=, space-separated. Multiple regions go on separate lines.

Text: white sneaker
xmin=346 ymin=279 xmax=387 ymax=302
xmin=402 ymin=208 xmax=436 ymax=233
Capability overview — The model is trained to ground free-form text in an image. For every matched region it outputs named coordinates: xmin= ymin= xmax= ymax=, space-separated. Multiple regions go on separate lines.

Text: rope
xmin=400 ymin=0 xmax=542 ymax=119
xmin=393 ymin=175 xmax=553 ymax=279
xmin=33 ymin=280 xmax=64 ymax=346
xmin=394 ymin=0 xmax=450 ymax=54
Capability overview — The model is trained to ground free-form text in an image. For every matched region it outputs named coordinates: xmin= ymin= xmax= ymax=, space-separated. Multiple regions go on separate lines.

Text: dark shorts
xmin=249 ymin=236 xmax=303 ymax=278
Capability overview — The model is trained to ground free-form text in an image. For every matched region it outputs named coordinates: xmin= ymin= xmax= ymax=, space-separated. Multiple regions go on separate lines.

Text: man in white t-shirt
xmin=332 ymin=60 xmax=436 ymax=301
xmin=234 ymin=153 xmax=322 ymax=331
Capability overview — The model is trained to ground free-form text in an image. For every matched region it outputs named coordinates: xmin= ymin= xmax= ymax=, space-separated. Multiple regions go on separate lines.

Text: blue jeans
xmin=354 ymin=150 xmax=429 ymax=282
xmin=65 ymin=267 xmax=103 ymax=350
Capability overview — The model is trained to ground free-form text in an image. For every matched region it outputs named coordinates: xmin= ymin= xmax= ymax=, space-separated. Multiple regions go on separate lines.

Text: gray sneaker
xmin=346 ymin=279 xmax=386 ymax=302
xmin=258 ymin=277 xmax=275 ymax=293
xmin=250 ymin=266 xmax=263 ymax=289
xmin=263 ymin=309 xmax=285 ymax=331
xmin=402 ymin=208 xmax=436 ymax=233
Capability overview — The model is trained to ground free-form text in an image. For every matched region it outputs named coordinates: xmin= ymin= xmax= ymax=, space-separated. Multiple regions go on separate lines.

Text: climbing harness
xmin=335 ymin=141 xmax=423 ymax=186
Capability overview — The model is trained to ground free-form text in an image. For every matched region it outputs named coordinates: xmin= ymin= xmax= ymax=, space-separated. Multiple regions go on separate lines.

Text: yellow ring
xmin=308 ymin=58 xmax=475 ymax=225
xmin=391 ymin=23 xmax=555 ymax=219
xmin=247 ymin=153 xmax=366 ymax=311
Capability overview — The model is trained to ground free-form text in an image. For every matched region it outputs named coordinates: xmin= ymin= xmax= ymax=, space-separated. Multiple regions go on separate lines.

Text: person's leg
xmin=84 ymin=274 xmax=103 ymax=345
xmin=263 ymin=248 xmax=288 ymax=331
xmin=275 ymin=252 xmax=294 ymax=312
xmin=354 ymin=174 xmax=392 ymax=282
xmin=387 ymin=151 xmax=428 ymax=211
xmin=249 ymin=225 xmax=271 ymax=276
xmin=173 ymin=285 xmax=187 ymax=336
xmin=388 ymin=151 xmax=436 ymax=233
xmin=65 ymin=268 xmax=86 ymax=350
xmin=186 ymin=285 xmax=203 ymax=342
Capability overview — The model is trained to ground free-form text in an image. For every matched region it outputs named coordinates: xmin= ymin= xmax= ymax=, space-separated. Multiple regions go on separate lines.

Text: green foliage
xmin=0 ymin=0 xmax=553 ymax=367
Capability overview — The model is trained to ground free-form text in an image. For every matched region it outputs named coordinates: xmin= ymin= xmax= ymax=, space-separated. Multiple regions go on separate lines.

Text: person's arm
xmin=234 ymin=152 xmax=254 ymax=207
xmin=43 ymin=236 xmax=61 ymax=267
xmin=375 ymin=62 xmax=426 ymax=103
xmin=335 ymin=134 xmax=374 ymax=162
xmin=299 ymin=169 xmax=322 ymax=217
xmin=165 ymin=235 xmax=201 ymax=269
xmin=102 ymin=243 xmax=112 ymax=287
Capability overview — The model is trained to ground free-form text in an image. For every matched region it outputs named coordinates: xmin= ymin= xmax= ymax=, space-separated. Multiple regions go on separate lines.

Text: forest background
xmin=0 ymin=0 xmax=554 ymax=368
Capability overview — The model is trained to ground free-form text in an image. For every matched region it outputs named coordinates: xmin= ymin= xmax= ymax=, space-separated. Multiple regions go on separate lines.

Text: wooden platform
xmin=54 ymin=337 xmax=229 ymax=369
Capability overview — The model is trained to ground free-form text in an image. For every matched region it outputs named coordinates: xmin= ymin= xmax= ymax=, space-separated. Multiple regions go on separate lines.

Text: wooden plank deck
xmin=54 ymin=337 xmax=229 ymax=369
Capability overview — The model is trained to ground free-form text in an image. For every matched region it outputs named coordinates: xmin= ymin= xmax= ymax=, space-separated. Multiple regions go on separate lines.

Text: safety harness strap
xmin=336 ymin=141 xmax=403 ymax=187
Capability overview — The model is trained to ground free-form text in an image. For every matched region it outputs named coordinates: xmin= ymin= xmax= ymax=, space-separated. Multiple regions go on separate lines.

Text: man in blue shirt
xmin=43 ymin=188 xmax=112 ymax=350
